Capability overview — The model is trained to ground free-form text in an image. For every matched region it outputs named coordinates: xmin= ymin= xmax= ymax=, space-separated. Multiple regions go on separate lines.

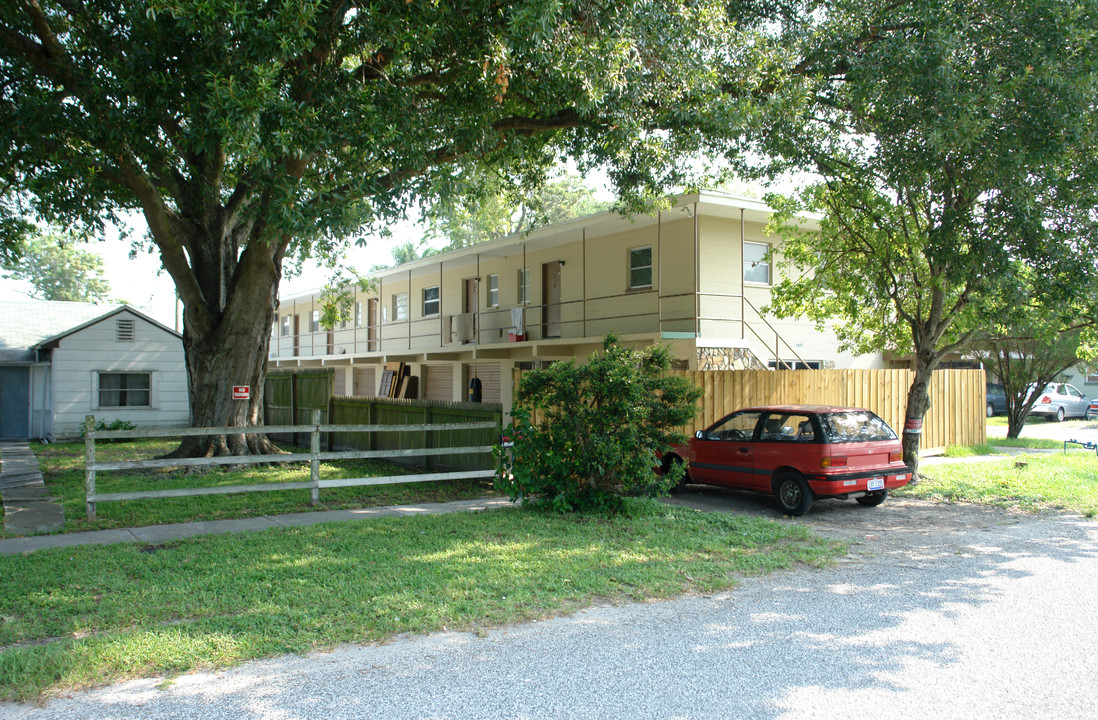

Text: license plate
xmin=868 ymin=477 xmax=885 ymax=491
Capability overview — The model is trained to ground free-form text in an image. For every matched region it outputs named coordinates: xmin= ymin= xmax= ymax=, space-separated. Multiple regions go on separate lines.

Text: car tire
xmin=986 ymin=403 xmax=994 ymax=418
xmin=774 ymin=472 xmax=813 ymax=516
xmin=1087 ymin=408 xmax=1095 ymax=421
xmin=856 ymin=490 xmax=888 ymax=507
xmin=663 ymin=455 xmax=690 ymax=494
xmin=1055 ymin=407 xmax=1065 ymax=422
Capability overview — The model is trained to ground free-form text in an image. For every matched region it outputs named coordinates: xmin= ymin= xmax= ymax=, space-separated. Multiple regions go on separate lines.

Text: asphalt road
xmin=6 ymin=496 xmax=1097 ymax=720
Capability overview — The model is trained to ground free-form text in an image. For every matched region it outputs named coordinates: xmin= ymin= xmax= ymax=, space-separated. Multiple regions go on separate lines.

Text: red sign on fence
xmin=232 ymin=385 xmax=251 ymax=400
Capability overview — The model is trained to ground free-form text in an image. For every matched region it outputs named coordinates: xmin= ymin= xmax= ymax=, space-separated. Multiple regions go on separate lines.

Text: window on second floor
xmin=628 ymin=246 xmax=652 ymax=290
xmin=393 ymin=292 xmax=408 ymax=321
xmin=517 ymin=268 xmax=530 ymax=304
xmin=281 ymin=315 xmax=290 ymax=336
xmin=744 ymin=241 xmax=771 ymax=284
xmin=310 ymin=309 xmax=320 ymax=333
xmin=423 ymin=286 xmax=440 ymax=316
xmin=487 ymin=274 xmax=499 ymax=307
xmin=355 ymin=301 xmax=363 ymax=327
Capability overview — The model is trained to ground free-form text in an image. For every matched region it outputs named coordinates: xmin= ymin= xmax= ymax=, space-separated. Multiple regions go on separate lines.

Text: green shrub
xmin=80 ymin=418 xmax=137 ymax=443
xmin=496 ymin=334 xmax=701 ymax=513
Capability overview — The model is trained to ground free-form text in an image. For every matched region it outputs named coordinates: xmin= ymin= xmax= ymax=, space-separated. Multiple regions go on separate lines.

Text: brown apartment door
xmin=464 ymin=278 xmax=479 ymax=343
xmin=367 ymin=298 xmax=378 ymax=351
xmin=543 ymin=261 xmax=562 ymax=338
xmin=293 ymin=315 xmax=300 ymax=356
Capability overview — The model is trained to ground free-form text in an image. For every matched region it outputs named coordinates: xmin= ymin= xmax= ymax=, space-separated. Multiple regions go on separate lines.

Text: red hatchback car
xmin=664 ymin=405 xmax=912 ymax=516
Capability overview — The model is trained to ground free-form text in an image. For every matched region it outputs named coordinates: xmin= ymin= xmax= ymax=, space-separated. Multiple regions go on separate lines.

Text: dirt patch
xmin=664 ymin=486 xmax=1034 ymax=560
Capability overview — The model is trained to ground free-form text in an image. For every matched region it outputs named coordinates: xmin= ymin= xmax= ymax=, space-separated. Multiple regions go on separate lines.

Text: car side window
xmin=704 ymin=411 xmax=763 ymax=442
xmin=760 ymin=413 xmax=815 ymax=442
xmin=1067 ymin=385 xmax=1083 ymax=398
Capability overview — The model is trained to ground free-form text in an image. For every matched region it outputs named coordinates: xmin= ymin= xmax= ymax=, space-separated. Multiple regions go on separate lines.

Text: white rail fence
xmin=82 ymin=412 xmax=499 ymax=520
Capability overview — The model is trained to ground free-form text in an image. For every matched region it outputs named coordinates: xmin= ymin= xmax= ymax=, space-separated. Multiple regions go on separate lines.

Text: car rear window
xmin=819 ymin=411 xmax=897 ymax=443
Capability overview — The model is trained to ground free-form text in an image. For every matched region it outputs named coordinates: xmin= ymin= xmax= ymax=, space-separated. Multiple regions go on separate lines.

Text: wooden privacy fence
xmin=673 ymin=368 xmax=986 ymax=451
xmin=513 ymin=368 xmax=986 ymax=452
xmin=82 ymin=411 xmax=500 ymax=520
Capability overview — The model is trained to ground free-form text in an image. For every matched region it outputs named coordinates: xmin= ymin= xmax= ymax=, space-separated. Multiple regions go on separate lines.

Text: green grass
xmin=0 ymin=503 xmax=842 ymax=701
xmin=986 ymin=437 xmax=1065 ymax=450
xmin=900 ymin=453 xmax=1098 ymax=515
xmin=31 ymin=440 xmax=497 ymax=533
xmin=943 ymin=443 xmax=1000 ymax=457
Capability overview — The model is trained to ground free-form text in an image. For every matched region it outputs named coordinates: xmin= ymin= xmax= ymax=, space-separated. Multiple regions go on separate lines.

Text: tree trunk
xmin=901 ymin=351 xmax=936 ymax=478
xmin=164 ymin=242 xmax=285 ymax=458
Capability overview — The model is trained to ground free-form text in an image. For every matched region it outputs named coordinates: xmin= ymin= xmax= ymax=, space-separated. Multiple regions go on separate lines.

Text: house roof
xmin=0 ymin=300 xmax=179 ymax=364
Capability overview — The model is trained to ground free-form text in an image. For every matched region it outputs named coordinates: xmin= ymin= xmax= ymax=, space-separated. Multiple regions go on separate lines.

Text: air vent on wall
xmin=116 ymin=318 xmax=135 ymax=342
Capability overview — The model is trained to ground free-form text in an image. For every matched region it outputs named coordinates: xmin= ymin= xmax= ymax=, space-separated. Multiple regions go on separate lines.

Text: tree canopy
xmin=1 ymin=229 xmax=113 ymax=302
xmin=764 ymin=0 xmax=1098 ymax=469
xmin=1 ymin=0 xmax=783 ymax=454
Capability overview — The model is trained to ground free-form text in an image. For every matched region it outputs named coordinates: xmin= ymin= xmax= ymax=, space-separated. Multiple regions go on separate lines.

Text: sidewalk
xmin=0 ymin=497 xmax=513 ymax=555
xmin=0 ymin=441 xmax=65 ymax=535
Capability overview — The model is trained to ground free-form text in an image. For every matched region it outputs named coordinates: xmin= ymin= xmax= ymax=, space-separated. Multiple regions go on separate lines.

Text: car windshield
xmin=819 ymin=411 xmax=897 ymax=443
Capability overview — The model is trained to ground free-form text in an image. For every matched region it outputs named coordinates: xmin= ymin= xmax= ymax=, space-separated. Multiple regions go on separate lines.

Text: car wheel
xmin=774 ymin=472 xmax=813 ymax=516
xmin=856 ymin=490 xmax=888 ymax=507
xmin=1087 ymin=408 xmax=1095 ymax=421
xmin=1055 ymin=407 xmax=1065 ymax=422
xmin=986 ymin=403 xmax=994 ymax=418
xmin=663 ymin=455 xmax=690 ymax=494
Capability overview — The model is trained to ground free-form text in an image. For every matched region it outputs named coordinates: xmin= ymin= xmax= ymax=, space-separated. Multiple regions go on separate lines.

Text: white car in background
xmin=1028 ymin=383 xmax=1093 ymax=422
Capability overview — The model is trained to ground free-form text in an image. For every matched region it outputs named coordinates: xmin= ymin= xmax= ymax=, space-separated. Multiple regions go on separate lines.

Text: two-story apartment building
xmin=268 ymin=191 xmax=885 ymax=413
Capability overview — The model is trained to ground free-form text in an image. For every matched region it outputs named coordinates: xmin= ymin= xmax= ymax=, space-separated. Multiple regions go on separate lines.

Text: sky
xmin=0 ymin=212 xmax=432 ymax=329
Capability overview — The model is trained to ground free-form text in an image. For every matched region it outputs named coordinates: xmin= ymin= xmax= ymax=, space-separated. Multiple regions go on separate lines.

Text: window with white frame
xmin=281 ymin=315 xmax=290 ymax=336
xmin=517 ymin=268 xmax=530 ymax=304
xmin=743 ymin=241 xmax=771 ymax=284
xmin=310 ymin=309 xmax=320 ymax=332
xmin=97 ymin=372 xmax=151 ymax=408
xmin=422 ymin=286 xmax=440 ymax=316
xmin=628 ymin=246 xmax=652 ymax=290
xmin=355 ymin=301 xmax=363 ymax=327
xmin=487 ymin=274 xmax=499 ymax=307
xmin=393 ymin=292 xmax=408 ymax=321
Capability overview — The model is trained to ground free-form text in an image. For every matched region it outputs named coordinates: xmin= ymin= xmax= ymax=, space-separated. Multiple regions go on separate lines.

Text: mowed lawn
xmin=26 ymin=439 xmax=498 ymax=533
xmin=0 ymin=504 xmax=842 ymax=701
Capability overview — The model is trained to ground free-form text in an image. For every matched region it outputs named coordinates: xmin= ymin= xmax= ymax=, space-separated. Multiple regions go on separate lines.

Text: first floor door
xmin=0 ymin=366 xmax=30 ymax=438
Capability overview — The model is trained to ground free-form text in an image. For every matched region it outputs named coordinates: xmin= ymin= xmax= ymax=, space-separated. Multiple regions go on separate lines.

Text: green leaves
xmin=497 ymin=335 xmax=701 ymax=513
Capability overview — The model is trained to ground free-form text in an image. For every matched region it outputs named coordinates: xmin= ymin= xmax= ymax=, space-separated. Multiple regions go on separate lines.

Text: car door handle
xmin=736 ymin=447 xmax=750 ymax=455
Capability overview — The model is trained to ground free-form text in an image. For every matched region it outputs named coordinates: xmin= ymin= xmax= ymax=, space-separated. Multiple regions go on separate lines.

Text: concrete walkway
xmin=0 ymin=497 xmax=513 ymax=555
xmin=0 ymin=441 xmax=65 ymax=535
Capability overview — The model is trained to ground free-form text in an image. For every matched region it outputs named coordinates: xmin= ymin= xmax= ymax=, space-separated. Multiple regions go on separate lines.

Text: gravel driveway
xmin=5 ymin=491 xmax=1097 ymax=720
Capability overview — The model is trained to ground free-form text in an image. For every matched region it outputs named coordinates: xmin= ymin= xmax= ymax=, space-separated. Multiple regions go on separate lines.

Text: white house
xmin=268 ymin=191 xmax=885 ymax=416
xmin=0 ymin=301 xmax=189 ymax=439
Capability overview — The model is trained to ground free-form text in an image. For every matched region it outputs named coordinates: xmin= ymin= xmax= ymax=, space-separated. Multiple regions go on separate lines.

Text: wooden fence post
xmin=310 ymin=409 xmax=321 ymax=505
xmin=84 ymin=414 xmax=96 ymax=520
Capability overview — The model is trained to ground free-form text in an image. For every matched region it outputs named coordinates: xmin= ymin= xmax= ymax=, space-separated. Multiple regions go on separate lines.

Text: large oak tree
xmin=0 ymin=0 xmax=797 ymax=455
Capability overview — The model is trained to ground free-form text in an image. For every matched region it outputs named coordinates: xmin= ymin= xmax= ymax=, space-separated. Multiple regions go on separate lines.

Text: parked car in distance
xmin=663 ymin=405 xmax=912 ymax=516
xmin=986 ymin=383 xmax=1008 ymax=417
xmin=1089 ymin=397 xmax=1098 ymax=422
xmin=1028 ymin=383 xmax=1092 ymax=422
